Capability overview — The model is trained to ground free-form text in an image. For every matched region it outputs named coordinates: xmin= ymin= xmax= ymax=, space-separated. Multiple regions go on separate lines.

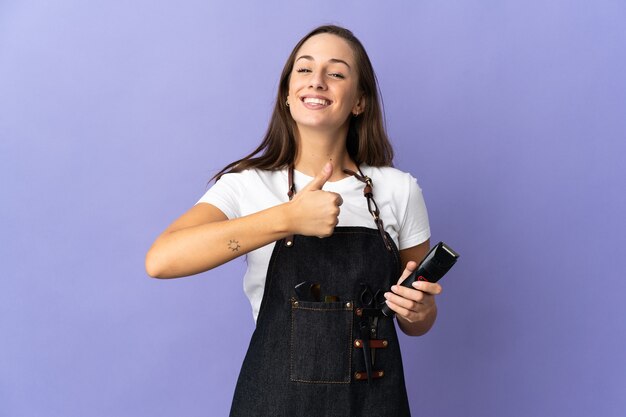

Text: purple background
xmin=1 ymin=1 xmax=625 ymax=416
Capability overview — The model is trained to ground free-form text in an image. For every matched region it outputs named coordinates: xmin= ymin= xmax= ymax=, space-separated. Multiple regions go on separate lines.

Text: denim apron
xmin=229 ymin=167 xmax=412 ymax=417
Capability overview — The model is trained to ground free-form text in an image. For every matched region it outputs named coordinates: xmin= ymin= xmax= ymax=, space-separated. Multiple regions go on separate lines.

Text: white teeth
xmin=303 ymin=97 xmax=330 ymax=106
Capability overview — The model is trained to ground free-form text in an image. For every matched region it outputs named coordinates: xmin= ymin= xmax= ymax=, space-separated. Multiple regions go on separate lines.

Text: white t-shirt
xmin=196 ymin=165 xmax=430 ymax=321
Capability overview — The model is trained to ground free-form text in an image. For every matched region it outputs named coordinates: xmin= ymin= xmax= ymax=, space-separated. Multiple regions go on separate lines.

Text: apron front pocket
xmin=289 ymin=299 xmax=354 ymax=384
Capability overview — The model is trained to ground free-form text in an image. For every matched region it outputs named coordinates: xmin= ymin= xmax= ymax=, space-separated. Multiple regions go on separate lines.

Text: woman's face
xmin=287 ymin=33 xmax=364 ymax=134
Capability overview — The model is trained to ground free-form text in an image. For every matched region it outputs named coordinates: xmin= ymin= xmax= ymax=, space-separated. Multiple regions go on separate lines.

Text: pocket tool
xmin=294 ymin=281 xmax=321 ymax=302
xmin=358 ymin=284 xmax=386 ymax=383
xmin=294 ymin=282 xmax=339 ymax=303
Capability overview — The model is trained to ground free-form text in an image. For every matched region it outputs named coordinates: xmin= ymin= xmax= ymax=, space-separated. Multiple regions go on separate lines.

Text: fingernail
xmin=391 ymin=285 xmax=398 ymax=292
xmin=384 ymin=292 xmax=390 ymax=299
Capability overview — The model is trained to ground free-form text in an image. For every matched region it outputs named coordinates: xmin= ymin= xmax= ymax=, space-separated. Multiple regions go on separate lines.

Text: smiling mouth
xmin=302 ymin=97 xmax=331 ymax=106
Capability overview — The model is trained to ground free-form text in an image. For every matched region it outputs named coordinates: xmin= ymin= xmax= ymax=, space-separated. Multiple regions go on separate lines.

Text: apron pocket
xmin=290 ymin=299 xmax=354 ymax=384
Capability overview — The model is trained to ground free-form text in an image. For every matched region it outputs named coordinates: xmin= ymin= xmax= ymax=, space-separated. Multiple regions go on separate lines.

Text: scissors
xmin=358 ymin=284 xmax=386 ymax=382
xmin=359 ymin=284 xmax=386 ymax=310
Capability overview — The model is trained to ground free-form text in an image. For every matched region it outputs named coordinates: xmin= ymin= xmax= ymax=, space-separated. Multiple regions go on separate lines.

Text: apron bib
xmin=229 ymin=168 xmax=412 ymax=417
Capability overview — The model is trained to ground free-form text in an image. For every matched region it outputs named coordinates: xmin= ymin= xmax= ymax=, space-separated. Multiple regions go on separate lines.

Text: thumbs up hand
xmin=286 ymin=162 xmax=343 ymax=238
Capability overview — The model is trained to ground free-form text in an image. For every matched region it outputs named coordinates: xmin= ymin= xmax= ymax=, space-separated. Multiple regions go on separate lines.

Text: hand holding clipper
xmin=381 ymin=241 xmax=459 ymax=317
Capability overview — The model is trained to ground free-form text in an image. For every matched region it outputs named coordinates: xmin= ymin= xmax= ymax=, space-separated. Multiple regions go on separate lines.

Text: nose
xmin=309 ymin=71 xmax=327 ymax=90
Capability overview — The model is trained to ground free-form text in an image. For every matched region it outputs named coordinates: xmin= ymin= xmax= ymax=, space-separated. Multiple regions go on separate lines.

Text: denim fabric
xmin=230 ymin=227 xmax=411 ymax=417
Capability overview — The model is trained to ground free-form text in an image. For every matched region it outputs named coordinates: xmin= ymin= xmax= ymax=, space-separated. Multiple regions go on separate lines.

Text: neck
xmin=293 ymin=124 xmax=357 ymax=181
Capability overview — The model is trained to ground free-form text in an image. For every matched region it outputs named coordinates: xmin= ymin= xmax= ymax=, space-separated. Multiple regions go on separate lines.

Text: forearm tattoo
xmin=228 ymin=239 xmax=241 ymax=252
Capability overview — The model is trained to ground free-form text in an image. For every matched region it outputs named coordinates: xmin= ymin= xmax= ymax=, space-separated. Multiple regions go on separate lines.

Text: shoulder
xmin=200 ymin=168 xmax=286 ymax=202
xmin=217 ymin=167 xmax=289 ymax=203
xmin=361 ymin=165 xmax=423 ymax=194
xmin=198 ymin=168 xmax=288 ymax=217
xmin=364 ymin=166 xmax=430 ymax=249
xmin=216 ymin=168 xmax=286 ymax=188
xmin=363 ymin=165 xmax=428 ymax=219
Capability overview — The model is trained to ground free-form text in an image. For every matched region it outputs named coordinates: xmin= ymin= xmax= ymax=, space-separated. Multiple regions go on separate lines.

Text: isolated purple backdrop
xmin=1 ymin=1 xmax=625 ymax=416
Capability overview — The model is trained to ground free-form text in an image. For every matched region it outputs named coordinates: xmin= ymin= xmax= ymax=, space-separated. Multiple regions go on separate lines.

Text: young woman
xmin=146 ymin=25 xmax=442 ymax=417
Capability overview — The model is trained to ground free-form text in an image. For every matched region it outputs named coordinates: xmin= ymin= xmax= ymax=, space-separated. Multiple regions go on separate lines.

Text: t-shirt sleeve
xmin=194 ymin=173 xmax=243 ymax=219
xmin=397 ymin=175 xmax=431 ymax=250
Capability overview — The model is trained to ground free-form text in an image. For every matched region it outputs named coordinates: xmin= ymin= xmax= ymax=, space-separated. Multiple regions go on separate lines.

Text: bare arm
xmin=145 ymin=202 xmax=292 ymax=278
xmin=383 ymin=240 xmax=443 ymax=336
xmin=145 ymin=162 xmax=341 ymax=278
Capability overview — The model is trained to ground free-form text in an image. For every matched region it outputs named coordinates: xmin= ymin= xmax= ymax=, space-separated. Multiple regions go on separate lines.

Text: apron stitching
xmin=289 ymin=379 xmax=351 ymax=384
xmin=292 ymin=306 xmax=353 ymax=312
xmin=347 ymin=304 xmax=353 ymax=382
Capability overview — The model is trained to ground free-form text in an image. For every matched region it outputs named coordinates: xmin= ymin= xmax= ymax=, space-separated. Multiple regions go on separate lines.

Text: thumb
xmin=301 ymin=161 xmax=333 ymax=191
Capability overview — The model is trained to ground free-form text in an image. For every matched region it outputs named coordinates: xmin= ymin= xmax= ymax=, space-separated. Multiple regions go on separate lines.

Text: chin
xmin=293 ymin=116 xmax=347 ymax=132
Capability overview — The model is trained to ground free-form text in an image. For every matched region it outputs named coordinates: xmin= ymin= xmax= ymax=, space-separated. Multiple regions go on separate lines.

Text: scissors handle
xmin=359 ymin=283 xmax=374 ymax=307
xmin=360 ymin=284 xmax=387 ymax=310
xmin=374 ymin=289 xmax=386 ymax=309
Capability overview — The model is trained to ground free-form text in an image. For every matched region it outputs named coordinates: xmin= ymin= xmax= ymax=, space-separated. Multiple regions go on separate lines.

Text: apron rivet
xmin=345 ymin=302 xmax=352 ymax=308
xmin=286 ymin=240 xmax=293 ymax=247
xmin=354 ymin=372 xmax=361 ymax=380
xmin=378 ymin=371 xmax=384 ymax=377
xmin=355 ymin=340 xmax=361 ymax=347
xmin=383 ymin=340 xmax=388 ymax=347
xmin=293 ymin=301 xmax=299 ymax=307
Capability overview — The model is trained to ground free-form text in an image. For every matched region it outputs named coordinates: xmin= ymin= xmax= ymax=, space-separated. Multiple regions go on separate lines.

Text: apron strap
xmin=343 ymin=168 xmax=393 ymax=252
xmin=284 ymin=166 xmax=296 ymax=247
xmin=285 ymin=165 xmax=393 ymax=251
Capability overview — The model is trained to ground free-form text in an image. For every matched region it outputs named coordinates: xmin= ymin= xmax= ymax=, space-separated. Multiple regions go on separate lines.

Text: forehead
xmin=295 ymin=33 xmax=356 ymax=65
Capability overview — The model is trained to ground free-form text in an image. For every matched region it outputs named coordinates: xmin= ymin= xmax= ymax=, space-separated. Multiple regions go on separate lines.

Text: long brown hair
xmin=213 ymin=25 xmax=393 ymax=181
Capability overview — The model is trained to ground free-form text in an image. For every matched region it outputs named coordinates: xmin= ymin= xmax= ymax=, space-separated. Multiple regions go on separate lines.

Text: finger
xmin=383 ymin=298 xmax=414 ymax=319
xmin=389 ymin=285 xmax=432 ymax=304
xmin=411 ymin=281 xmax=443 ymax=295
xmin=300 ymin=161 xmax=333 ymax=192
xmin=333 ymin=192 xmax=343 ymax=207
xmin=396 ymin=261 xmax=418 ymax=285
xmin=384 ymin=290 xmax=421 ymax=310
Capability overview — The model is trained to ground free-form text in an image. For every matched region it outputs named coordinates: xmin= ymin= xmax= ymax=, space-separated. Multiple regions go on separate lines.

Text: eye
xmin=329 ymin=73 xmax=345 ymax=79
xmin=296 ymin=67 xmax=312 ymax=73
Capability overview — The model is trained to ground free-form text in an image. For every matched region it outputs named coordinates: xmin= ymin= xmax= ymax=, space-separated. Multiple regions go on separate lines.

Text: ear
xmin=352 ymin=94 xmax=366 ymax=115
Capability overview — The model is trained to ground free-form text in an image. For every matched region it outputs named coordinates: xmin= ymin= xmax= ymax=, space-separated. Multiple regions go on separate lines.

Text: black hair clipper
xmin=381 ymin=241 xmax=459 ymax=317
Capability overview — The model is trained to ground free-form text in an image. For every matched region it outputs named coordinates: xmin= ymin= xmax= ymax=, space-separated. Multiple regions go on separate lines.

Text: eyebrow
xmin=295 ymin=55 xmax=352 ymax=70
